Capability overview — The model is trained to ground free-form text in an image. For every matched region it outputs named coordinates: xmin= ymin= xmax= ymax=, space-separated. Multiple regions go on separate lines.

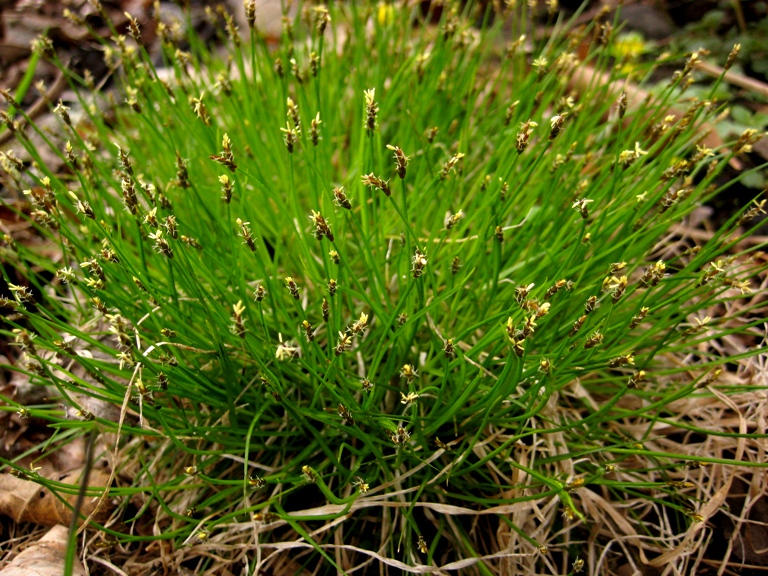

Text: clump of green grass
xmin=1 ymin=2 xmax=766 ymax=574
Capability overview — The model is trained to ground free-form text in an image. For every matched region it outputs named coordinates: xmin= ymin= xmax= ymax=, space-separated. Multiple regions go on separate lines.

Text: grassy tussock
xmin=1 ymin=2 xmax=766 ymax=574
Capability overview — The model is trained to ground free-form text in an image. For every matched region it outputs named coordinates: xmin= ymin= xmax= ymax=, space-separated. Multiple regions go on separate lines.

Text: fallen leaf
xmin=0 ymin=524 xmax=86 ymax=576
xmin=0 ymin=467 xmax=111 ymax=527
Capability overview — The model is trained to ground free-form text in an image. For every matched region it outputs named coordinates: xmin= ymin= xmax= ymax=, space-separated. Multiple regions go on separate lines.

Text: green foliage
xmin=1 ymin=2 xmax=766 ymax=573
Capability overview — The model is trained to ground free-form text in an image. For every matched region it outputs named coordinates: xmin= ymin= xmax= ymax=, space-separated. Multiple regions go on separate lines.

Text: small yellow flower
xmin=377 ymin=2 xmax=394 ymax=26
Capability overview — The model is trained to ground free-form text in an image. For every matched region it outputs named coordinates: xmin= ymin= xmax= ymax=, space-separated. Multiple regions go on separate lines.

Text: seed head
xmin=350 ymin=311 xmax=369 ymax=335
xmin=175 ymin=153 xmax=190 ymax=189
xmin=725 ymin=43 xmax=741 ymax=70
xmin=386 ymin=145 xmax=409 ymax=179
xmin=389 ymin=426 xmax=411 ymax=448
xmin=504 ymin=100 xmax=520 ymax=126
xmin=572 ymin=198 xmax=593 ymax=219
xmin=514 ymin=283 xmax=534 ymax=307
xmin=286 ymin=97 xmax=300 ymax=130
xmin=733 ymin=128 xmax=761 ymax=155
xmin=609 ymin=275 xmax=628 ymax=303
xmin=618 ymin=142 xmax=648 ymax=168
xmin=352 ymin=476 xmax=369 ymax=493
xmin=252 ymin=511 xmax=279 ymax=523
xmin=54 ymin=100 xmax=71 ymax=126
xmin=444 ymin=338 xmax=456 ymax=360
xmin=327 ymin=188 xmax=351 ymax=213
xmin=397 ymin=364 xmax=417 ymax=384
xmin=584 ymin=331 xmax=603 ymax=349
xmin=337 ymin=403 xmax=354 ymax=425
xmin=608 ymin=354 xmax=634 ymax=368
xmin=364 ymin=88 xmax=378 ymax=135
xmin=549 ymin=114 xmax=566 ymax=140
xmin=302 ymin=320 xmax=314 ymax=342
xmin=629 ymin=307 xmax=649 ymax=328
xmin=640 ymin=260 xmax=666 ymax=287
xmin=521 ymin=314 xmax=537 ymax=338
xmin=254 ymin=284 xmax=266 ymax=302
xmin=361 ymin=173 xmax=391 ymax=196
xmin=599 ymin=21 xmax=613 ymax=46
xmin=0 ymin=111 xmax=16 ymax=134
xmin=219 ymin=174 xmax=234 ymax=203
xmin=57 ymin=267 xmax=76 ymax=284
xmin=236 ymin=218 xmax=256 ymax=252
xmin=275 ymin=333 xmax=300 ymax=361
xmin=163 ymin=215 xmax=178 ymax=239
xmin=335 ymin=331 xmax=353 ymax=355
xmin=682 ymin=315 xmax=712 ymax=337
xmin=516 ymin=120 xmax=538 ymax=153
xmin=210 ymin=133 xmax=237 ymax=172
xmin=244 ymin=0 xmax=256 ymax=29
xmin=544 ymin=279 xmax=569 ymax=300
xmin=231 ymin=300 xmax=246 ymax=337
xmin=584 ymin=296 xmax=598 ymax=314
xmin=69 ymin=191 xmax=94 ymax=219
xmin=313 ymin=6 xmax=331 ymax=35
xmin=565 ymin=477 xmax=585 ymax=492
xmin=280 ymin=123 xmax=298 ymax=153
xmin=532 ymin=56 xmax=549 ymax=79
xmin=149 ymin=229 xmax=173 ymax=258
xmin=309 ymin=210 xmax=334 ymax=241
xmin=445 ymin=210 xmax=464 ymax=230
xmin=125 ymin=12 xmax=141 ymax=41
xmin=310 ymin=112 xmax=321 ymax=145
xmin=190 ymin=92 xmax=210 ymax=126
xmin=628 ymin=370 xmax=646 ymax=388
xmin=121 ymin=177 xmax=139 ymax=215
xmin=302 ymin=466 xmax=317 ymax=483
xmin=411 ymin=248 xmax=427 ymax=278
xmin=440 ymin=152 xmax=465 ymax=180
xmin=87 ymin=296 xmax=106 ymax=315
xmin=415 ymin=52 xmax=429 ymax=82
xmin=617 ymin=90 xmax=628 ymax=119
xmin=285 ymin=277 xmax=300 ymax=300
xmin=248 ymin=474 xmax=265 ymax=488
xmin=509 ymin=337 xmax=526 ymax=357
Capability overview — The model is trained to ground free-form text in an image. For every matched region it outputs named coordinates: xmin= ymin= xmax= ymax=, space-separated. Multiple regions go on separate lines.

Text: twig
xmin=0 ymin=70 xmax=67 ymax=146
xmin=694 ymin=60 xmax=768 ymax=100
xmin=569 ymin=63 xmax=741 ymax=169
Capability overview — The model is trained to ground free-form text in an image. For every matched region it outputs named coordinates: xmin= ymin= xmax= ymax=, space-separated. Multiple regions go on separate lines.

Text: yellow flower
xmin=377 ymin=2 xmax=394 ymax=26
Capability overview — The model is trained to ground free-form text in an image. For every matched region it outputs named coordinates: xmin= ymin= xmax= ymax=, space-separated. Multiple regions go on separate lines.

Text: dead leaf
xmin=0 ymin=524 xmax=86 ymax=576
xmin=0 ymin=467 xmax=111 ymax=527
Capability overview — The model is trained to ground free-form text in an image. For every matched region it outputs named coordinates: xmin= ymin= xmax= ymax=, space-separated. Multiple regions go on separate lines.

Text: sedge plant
xmin=1 ymin=1 xmax=767 ymax=574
